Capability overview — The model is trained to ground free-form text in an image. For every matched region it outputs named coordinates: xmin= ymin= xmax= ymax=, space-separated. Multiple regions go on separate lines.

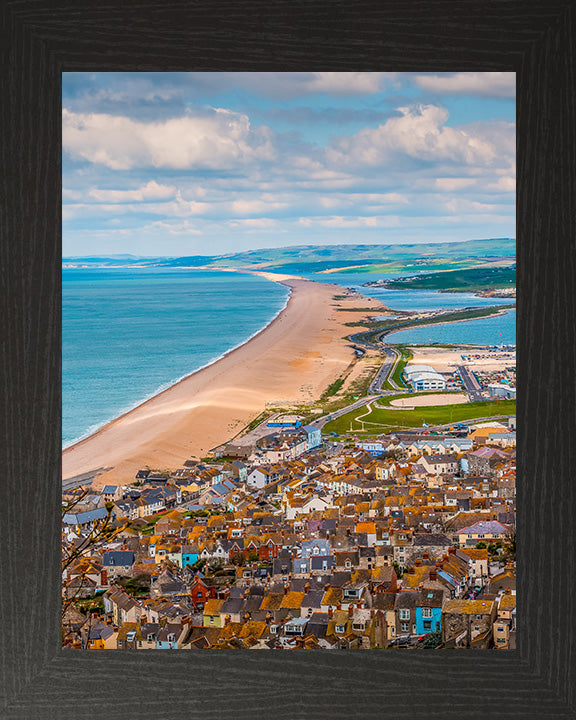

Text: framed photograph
xmin=2 ymin=2 xmax=575 ymax=718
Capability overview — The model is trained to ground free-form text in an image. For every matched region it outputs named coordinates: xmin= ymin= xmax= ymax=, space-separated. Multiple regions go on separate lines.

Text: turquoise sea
xmin=62 ymin=269 xmax=289 ymax=447
xmin=63 ymin=266 xmax=515 ymax=448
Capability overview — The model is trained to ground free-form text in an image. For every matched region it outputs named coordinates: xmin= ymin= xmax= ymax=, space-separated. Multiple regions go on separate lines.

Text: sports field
xmin=323 ymin=397 xmax=516 ymax=435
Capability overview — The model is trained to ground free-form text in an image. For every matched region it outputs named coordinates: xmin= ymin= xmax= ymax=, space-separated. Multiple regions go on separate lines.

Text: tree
xmin=423 ymin=630 xmax=442 ymax=649
xmin=487 ymin=541 xmax=502 ymax=556
xmin=475 ymin=541 xmax=487 ymax=549
xmin=503 ymin=526 xmax=516 ymax=561
xmin=62 ymin=487 xmax=128 ymax=647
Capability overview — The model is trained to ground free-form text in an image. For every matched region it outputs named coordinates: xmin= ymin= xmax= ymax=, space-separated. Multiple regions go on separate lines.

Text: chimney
xmin=225 ymin=614 xmax=231 ymax=626
xmin=448 ymin=547 xmax=456 ymax=555
xmin=415 ymin=558 xmax=422 ymax=567
xmin=324 ymin=583 xmax=331 ymax=591
xmin=328 ymin=607 xmax=333 ymax=619
xmin=284 ymin=583 xmax=289 ymax=595
xmin=265 ymin=612 xmax=272 ymax=625
xmin=348 ymin=604 xmax=354 ymax=617
xmin=429 ymin=568 xmax=438 ymax=581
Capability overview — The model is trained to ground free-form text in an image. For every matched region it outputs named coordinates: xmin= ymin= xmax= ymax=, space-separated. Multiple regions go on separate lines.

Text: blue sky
xmin=62 ymin=72 xmax=515 ymax=257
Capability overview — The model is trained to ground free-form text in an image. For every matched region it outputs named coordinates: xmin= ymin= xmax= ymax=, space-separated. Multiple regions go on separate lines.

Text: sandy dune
xmin=389 ymin=393 xmax=469 ymax=408
xmin=62 ymin=276 xmax=387 ymax=488
xmin=409 ymin=346 xmax=516 ymax=372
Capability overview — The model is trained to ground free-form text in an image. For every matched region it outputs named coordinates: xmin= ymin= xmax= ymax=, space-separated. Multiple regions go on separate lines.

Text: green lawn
xmin=323 ymin=398 xmax=516 ymax=435
xmin=389 ymin=346 xmax=412 ymax=388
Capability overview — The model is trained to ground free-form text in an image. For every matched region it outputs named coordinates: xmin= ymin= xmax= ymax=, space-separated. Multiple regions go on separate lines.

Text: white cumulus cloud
xmin=88 ymin=181 xmax=176 ymax=203
xmin=326 ymin=105 xmax=499 ymax=169
xmin=413 ymin=72 xmax=515 ymax=98
xmin=62 ymin=108 xmax=276 ymax=170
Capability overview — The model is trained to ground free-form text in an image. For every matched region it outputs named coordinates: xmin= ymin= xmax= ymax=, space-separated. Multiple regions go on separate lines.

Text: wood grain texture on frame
xmin=0 ymin=1 xmax=575 ymax=718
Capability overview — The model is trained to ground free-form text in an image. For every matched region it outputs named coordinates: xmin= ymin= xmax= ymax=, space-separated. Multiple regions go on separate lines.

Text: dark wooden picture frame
xmin=1 ymin=2 xmax=575 ymax=717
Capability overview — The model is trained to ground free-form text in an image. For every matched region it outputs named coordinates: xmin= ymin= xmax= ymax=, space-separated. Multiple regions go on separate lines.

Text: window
xmin=401 ymin=622 xmax=409 ymax=632
xmin=336 ymin=625 xmax=346 ymax=634
xmin=399 ymin=609 xmax=410 ymax=620
xmin=422 ymin=607 xmax=432 ymax=618
xmin=423 ymin=621 xmax=431 ymax=630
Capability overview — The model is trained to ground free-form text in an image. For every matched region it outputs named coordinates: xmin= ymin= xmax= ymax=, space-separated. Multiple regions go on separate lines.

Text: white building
xmin=404 ymin=364 xmax=446 ymax=391
xmin=488 ymin=383 xmax=516 ymax=399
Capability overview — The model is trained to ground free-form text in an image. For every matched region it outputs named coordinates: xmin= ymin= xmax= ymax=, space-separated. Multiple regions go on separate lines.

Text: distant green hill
xmin=63 ymin=238 xmax=516 ymax=272
xmin=377 ymin=265 xmax=516 ymax=291
xmin=198 ymin=238 xmax=516 ymax=269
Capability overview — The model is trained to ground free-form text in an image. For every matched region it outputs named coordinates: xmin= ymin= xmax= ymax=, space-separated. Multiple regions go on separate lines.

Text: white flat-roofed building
xmin=488 ymin=383 xmax=516 ymax=399
xmin=404 ymin=364 xmax=446 ymax=391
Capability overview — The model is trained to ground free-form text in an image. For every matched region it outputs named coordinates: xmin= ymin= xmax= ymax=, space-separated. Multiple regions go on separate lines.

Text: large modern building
xmin=404 ymin=364 xmax=447 ymax=391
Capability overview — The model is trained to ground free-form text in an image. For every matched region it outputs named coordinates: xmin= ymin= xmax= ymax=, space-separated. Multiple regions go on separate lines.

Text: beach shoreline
xmin=62 ymin=274 xmax=388 ymax=487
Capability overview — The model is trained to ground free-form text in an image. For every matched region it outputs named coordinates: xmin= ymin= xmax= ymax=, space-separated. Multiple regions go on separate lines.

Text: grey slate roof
xmin=102 ymin=551 xmax=135 ymax=567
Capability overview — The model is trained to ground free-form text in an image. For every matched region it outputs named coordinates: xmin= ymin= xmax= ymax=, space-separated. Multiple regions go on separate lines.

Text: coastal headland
xmin=62 ymin=274 xmax=389 ymax=488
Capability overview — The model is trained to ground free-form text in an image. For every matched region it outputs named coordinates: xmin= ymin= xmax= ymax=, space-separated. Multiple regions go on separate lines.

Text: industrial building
xmin=487 ymin=383 xmax=516 ymax=399
xmin=404 ymin=364 xmax=447 ymax=391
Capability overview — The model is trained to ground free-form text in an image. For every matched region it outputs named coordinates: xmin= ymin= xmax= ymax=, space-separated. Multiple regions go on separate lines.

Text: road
xmin=62 ymin=467 xmax=112 ymax=490
xmin=456 ymin=364 xmax=485 ymax=402
xmin=308 ymin=395 xmax=377 ymax=431
xmin=368 ymin=347 xmax=400 ymax=393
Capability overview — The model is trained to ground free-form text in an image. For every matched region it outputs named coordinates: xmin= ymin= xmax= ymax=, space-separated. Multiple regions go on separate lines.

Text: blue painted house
xmin=415 ymin=589 xmax=444 ymax=635
xmin=155 ymin=624 xmax=184 ymax=649
xmin=181 ymin=543 xmax=200 ymax=568
xmin=302 ymin=425 xmax=321 ymax=450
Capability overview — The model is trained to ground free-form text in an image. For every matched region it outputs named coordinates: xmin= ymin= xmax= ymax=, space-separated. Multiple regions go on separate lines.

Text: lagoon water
xmin=310 ymin=270 xmax=516 ymax=345
xmin=62 ymin=269 xmax=289 ymax=448
xmin=385 ymin=309 xmax=516 ymax=346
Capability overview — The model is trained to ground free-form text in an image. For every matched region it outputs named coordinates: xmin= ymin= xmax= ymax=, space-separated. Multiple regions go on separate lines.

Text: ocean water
xmin=62 ymin=269 xmax=290 ymax=448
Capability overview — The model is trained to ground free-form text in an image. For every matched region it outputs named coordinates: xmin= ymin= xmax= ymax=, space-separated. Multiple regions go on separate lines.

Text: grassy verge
xmin=323 ymin=398 xmax=516 ymax=435
xmin=321 ymin=377 xmax=346 ymax=400
xmin=296 ymin=360 xmax=381 ymax=425
xmin=390 ymin=346 xmax=413 ymax=388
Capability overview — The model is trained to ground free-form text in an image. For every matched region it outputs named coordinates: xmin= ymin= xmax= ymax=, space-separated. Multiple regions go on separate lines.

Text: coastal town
xmin=62 ymin=337 xmax=516 ymax=651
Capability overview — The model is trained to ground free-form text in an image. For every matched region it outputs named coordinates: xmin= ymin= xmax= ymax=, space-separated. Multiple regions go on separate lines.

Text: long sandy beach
xmin=62 ymin=275 xmax=388 ymax=488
